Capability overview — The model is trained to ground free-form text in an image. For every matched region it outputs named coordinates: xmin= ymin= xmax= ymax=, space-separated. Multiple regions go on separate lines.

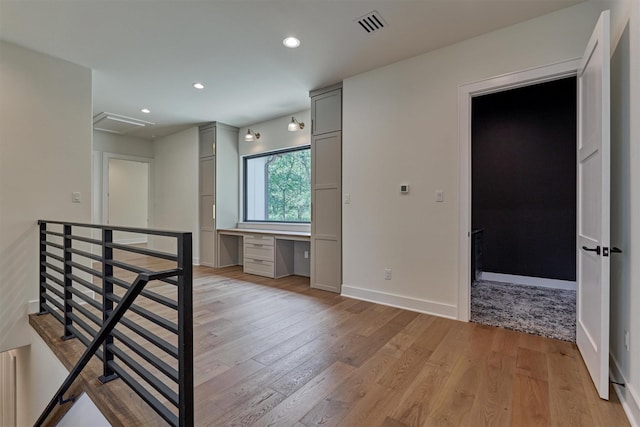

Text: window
xmin=244 ymin=146 xmax=311 ymax=222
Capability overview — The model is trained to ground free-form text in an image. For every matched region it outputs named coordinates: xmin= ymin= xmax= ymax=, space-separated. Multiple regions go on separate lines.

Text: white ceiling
xmin=0 ymin=0 xmax=583 ymax=139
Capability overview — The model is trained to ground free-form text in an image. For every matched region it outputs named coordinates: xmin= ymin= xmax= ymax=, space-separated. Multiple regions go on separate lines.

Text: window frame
xmin=242 ymin=145 xmax=311 ymax=223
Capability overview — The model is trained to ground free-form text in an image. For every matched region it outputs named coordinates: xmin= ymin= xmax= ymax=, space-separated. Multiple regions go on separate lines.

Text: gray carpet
xmin=471 ymin=279 xmax=576 ymax=342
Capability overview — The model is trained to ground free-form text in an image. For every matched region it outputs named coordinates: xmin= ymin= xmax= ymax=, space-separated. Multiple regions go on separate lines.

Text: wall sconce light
xmin=245 ymin=128 xmax=260 ymax=142
xmin=287 ymin=116 xmax=305 ymax=132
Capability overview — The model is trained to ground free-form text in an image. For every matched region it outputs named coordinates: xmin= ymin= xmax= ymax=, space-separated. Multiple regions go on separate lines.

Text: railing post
xmin=39 ymin=222 xmax=47 ymax=314
xmin=62 ymin=225 xmax=74 ymax=340
xmin=99 ymin=228 xmax=118 ymax=383
xmin=177 ymin=233 xmax=193 ymax=427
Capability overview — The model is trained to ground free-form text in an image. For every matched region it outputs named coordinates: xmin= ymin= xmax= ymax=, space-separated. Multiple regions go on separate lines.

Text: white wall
xmin=342 ymin=1 xmax=606 ymax=313
xmin=0 ymin=41 xmax=92 ymax=353
xmin=0 ymin=40 xmax=91 ymax=426
xmin=239 ymin=110 xmax=311 ymax=157
xmin=22 ymin=329 xmax=69 ymax=425
xmin=610 ymin=0 xmax=640 ymax=423
xmin=93 ymin=130 xmax=154 ymax=158
xmin=56 ymin=394 xmax=110 ymax=427
xmin=150 ymin=127 xmax=199 ymax=261
xmin=11 ymin=329 xmax=107 ymax=426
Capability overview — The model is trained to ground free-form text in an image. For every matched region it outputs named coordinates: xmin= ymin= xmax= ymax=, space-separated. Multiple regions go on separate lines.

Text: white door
xmin=577 ymin=10 xmax=610 ymax=400
xmin=107 ymin=158 xmax=150 ymax=243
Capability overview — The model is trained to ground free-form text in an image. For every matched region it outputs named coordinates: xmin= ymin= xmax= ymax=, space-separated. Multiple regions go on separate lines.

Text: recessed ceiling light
xmin=193 ymin=82 xmax=205 ymax=90
xmin=282 ymin=37 xmax=300 ymax=48
xmin=140 ymin=108 xmax=151 ymax=114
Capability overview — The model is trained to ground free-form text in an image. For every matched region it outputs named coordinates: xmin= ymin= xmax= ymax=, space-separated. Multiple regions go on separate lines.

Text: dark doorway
xmin=470 ymin=77 xmax=577 ymax=341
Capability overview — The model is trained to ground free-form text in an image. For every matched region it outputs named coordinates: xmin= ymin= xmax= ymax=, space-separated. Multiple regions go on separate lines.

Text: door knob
xmin=582 ymin=245 xmax=601 ymax=255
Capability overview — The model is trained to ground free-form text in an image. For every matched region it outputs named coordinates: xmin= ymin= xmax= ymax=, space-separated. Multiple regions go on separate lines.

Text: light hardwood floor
xmin=36 ymin=251 xmax=630 ymax=426
xmin=188 ymin=266 xmax=628 ymax=427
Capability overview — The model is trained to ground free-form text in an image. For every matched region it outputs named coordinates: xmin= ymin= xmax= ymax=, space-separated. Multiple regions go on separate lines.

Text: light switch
xmin=72 ymin=192 xmax=81 ymax=203
xmin=436 ymin=190 xmax=444 ymax=202
xmin=344 ymin=194 xmax=351 ymax=204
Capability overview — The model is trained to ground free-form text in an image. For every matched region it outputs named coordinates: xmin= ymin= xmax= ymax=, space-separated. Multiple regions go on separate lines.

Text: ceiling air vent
xmin=355 ymin=10 xmax=387 ymax=34
xmin=93 ymin=112 xmax=155 ymax=135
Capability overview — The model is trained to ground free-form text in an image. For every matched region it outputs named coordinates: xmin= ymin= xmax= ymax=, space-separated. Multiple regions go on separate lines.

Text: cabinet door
xmin=311 ymin=89 xmax=342 ymax=136
xmin=311 ymin=131 xmax=342 ymax=292
xmin=199 ymin=127 xmax=216 ymax=158
xmin=199 ymin=157 xmax=216 ymax=266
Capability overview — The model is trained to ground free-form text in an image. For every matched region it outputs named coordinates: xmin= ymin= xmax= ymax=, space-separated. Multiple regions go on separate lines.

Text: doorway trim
xmin=457 ymin=58 xmax=580 ymax=321
xmin=101 ymin=152 xmax=154 ymax=231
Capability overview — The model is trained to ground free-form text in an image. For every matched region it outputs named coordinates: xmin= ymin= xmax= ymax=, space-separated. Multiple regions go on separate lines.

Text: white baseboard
xmin=28 ymin=290 xmax=96 ymax=315
xmin=193 ymin=257 xmax=200 ymax=266
xmin=28 ymin=299 xmax=39 ymax=314
xmin=480 ymin=272 xmax=576 ymax=291
xmin=341 ymin=285 xmax=458 ymax=319
xmin=611 ymin=355 xmax=640 ymax=427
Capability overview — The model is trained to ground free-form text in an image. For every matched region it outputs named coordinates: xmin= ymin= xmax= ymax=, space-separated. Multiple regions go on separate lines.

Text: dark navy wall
xmin=472 ymin=77 xmax=577 ymax=281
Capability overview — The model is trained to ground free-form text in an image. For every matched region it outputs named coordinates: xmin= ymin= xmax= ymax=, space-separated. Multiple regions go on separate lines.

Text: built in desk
xmin=217 ymin=228 xmax=311 ymax=279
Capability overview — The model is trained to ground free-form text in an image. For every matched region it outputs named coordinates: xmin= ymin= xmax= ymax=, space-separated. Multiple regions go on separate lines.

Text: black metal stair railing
xmin=35 ymin=220 xmax=193 ymax=427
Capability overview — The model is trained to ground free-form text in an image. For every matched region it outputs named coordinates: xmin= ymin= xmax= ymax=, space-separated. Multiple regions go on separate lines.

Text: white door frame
xmin=0 ymin=350 xmax=17 ymax=427
xmin=101 ymin=152 xmax=154 ymax=229
xmin=457 ymin=59 xmax=580 ymax=321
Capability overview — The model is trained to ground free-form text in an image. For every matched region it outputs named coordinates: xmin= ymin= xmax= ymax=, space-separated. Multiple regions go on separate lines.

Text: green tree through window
xmin=244 ymin=147 xmax=310 ymax=222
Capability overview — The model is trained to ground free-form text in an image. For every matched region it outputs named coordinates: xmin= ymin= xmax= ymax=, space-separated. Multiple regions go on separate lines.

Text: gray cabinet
xmin=311 ymin=85 xmax=342 ymax=136
xmin=199 ymin=157 xmax=215 ymax=266
xmin=310 ymin=84 xmax=342 ymax=293
xmin=198 ymin=122 xmax=238 ymax=267
xmin=199 ymin=126 xmax=215 ymax=157
xmin=243 ymin=234 xmax=275 ymax=277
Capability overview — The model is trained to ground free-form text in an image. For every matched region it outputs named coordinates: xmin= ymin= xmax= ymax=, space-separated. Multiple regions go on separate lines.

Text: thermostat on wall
xmin=400 ymin=184 xmax=410 ymax=194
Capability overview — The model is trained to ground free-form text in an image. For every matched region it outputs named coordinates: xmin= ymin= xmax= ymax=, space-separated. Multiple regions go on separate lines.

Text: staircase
xmin=33 ymin=220 xmax=193 ymax=426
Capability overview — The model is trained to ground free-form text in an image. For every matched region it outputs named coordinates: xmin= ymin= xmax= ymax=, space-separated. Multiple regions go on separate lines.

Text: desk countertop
xmin=218 ymin=228 xmax=311 ymax=238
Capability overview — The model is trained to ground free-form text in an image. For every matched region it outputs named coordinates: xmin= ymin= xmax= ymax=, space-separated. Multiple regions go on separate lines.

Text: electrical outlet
xmin=304 ymin=250 xmax=309 ymax=259
xmin=384 ymin=268 xmax=392 ymax=280
xmin=625 ymin=330 xmax=630 ymax=351
xmin=436 ymin=190 xmax=444 ymax=202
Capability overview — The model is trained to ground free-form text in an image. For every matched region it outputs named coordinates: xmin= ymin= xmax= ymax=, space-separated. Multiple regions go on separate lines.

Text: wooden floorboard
xmin=31 ymin=258 xmax=630 ymax=427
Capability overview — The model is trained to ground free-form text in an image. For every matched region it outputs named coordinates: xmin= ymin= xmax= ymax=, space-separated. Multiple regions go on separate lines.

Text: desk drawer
xmin=244 ymin=234 xmax=274 ymax=246
xmin=244 ymin=244 xmax=274 ymax=261
xmin=244 ymin=259 xmax=274 ymax=278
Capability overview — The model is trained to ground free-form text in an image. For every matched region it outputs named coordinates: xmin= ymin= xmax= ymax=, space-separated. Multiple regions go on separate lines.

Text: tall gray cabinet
xmin=310 ymin=84 xmax=342 ymax=293
xmin=199 ymin=122 xmax=239 ymax=267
